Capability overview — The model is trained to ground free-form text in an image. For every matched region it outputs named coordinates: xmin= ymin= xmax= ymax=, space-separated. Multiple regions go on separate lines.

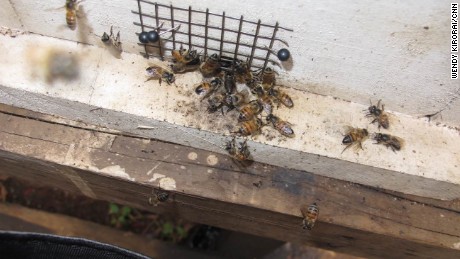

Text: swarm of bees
xmin=144 ymin=46 xmax=296 ymax=163
xmin=342 ymin=100 xmax=404 ymax=154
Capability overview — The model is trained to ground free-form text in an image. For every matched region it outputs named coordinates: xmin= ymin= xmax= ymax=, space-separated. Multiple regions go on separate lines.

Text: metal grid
xmin=132 ymin=0 xmax=293 ymax=70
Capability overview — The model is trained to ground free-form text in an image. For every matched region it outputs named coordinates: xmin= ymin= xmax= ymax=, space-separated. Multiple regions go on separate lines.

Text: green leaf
xmin=121 ymin=206 xmax=132 ymax=216
xmin=176 ymin=226 xmax=187 ymax=238
xmin=109 ymin=203 xmax=119 ymax=214
xmin=162 ymin=222 xmax=174 ymax=236
xmin=118 ymin=215 xmax=126 ymax=224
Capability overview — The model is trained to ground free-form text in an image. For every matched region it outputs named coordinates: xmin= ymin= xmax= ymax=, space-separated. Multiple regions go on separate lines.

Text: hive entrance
xmin=132 ymin=0 xmax=292 ymax=70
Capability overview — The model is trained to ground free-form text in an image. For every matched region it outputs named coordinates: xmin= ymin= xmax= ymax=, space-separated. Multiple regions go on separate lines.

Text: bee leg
xmin=389 ymin=144 xmax=397 ymax=153
xmin=158 ymin=78 xmax=162 ymax=86
xmin=358 ymin=142 xmax=364 ymax=150
xmin=148 ymin=197 xmax=159 ymax=206
xmin=371 ymin=118 xmax=378 ymax=124
xmin=341 ymin=144 xmax=352 ymax=154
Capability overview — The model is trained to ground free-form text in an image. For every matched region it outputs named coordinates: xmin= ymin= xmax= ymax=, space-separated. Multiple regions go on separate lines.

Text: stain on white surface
xmin=100 ymin=165 xmax=135 ymax=181
xmin=159 ymin=177 xmax=177 ymax=190
xmin=207 ymin=155 xmax=218 ymax=165
xmin=187 ymin=152 xmax=198 ymax=160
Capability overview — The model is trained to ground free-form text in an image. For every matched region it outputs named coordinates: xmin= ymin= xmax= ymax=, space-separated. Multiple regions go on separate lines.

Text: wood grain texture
xmin=0 ymin=105 xmax=459 ymax=258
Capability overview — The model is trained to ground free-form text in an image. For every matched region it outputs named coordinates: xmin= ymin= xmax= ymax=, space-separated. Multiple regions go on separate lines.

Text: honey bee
xmin=207 ymin=92 xmax=226 ymax=113
xmin=266 ymin=114 xmax=294 ymax=137
xmin=224 ymin=72 xmax=236 ymax=94
xmin=171 ymin=47 xmax=200 ymax=73
xmin=238 ymin=100 xmax=263 ymax=121
xmin=246 ymin=78 xmax=261 ymax=92
xmin=258 ymin=67 xmax=277 ymax=89
xmin=373 ymin=133 xmax=403 ymax=152
xmin=65 ymin=0 xmax=79 ymax=30
xmin=101 ymin=26 xmax=122 ymax=51
xmin=234 ymin=59 xmax=253 ymax=83
xmin=365 ymin=99 xmax=389 ymax=129
xmin=342 ymin=127 xmax=369 ymax=153
xmin=200 ymin=53 xmax=221 ymax=77
xmin=300 ymin=203 xmax=319 ymax=230
xmin=268 ymin=87 xmax=294 ymax=108
xmin=225 ymin=137 xmax=251 ymax=161
xmin=225 ymin=90 xmax=248 ymax=108
xmin=232 ymin=118 xmax=263 ymax=136
xmin=145 ymin=63 xmax=175 ymax=85
xmin=254 ymin=86 xmax=273 ymax=114
xmin=195 ymin=78 xmax=222 ymax=100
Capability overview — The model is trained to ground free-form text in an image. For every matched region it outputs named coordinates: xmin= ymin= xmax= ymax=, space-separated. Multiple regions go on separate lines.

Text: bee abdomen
xmin=66 ymin=11 xmax=77 ymax=30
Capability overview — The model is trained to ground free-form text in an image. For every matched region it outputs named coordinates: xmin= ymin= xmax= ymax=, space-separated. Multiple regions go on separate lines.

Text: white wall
xmin=1 ymin=0 xmax=458 ymax=126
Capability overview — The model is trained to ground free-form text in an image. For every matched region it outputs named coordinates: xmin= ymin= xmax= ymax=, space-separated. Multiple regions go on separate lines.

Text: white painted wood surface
xmin=1 ymin=0 xmax=458 ymax=126
xmin=0 ymin=34 xmax=459 ymax=200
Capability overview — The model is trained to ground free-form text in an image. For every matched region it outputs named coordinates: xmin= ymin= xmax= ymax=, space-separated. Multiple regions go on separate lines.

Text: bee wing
xmin=342 ymin=125 xmax=354 ymax=135
xmin=300 ymin=207 xmax=308 ymax=218
xmin=147 ymin=61 xmax=173 ymax=74
xmin=237 ymin=89 xmax=250 ymax=103
xmin=392 ymin=135 xmax=405 ymax=148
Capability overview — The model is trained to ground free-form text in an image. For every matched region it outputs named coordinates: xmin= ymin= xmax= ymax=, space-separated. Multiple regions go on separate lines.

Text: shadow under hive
xmin=133 ymin=0 xmax=293 ymax=70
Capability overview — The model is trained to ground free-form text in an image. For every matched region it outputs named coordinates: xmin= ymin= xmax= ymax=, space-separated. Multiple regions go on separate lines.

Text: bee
xmin=238 ymin=100 xmax=263 ymax=121
xmin=246 ymin=78 xmax=261 ymax=92
xmin=145 ymin=63 xmax=175 ymax=85
xmin=224 ymin=72 xmax=236 ymax=94
xmin=268 ymin=87 xmax=294 ymax=108
xmin=65 ymin=0 xmax=79 ymax=30
xmin=373 ymin=133 xmax=403 ymax=152
xmin=300 ymin=203 xmax=319 ymax=230
xmin=253 ymin=86 xmax=273 ymax=114
xmin=28 ymin=47 xmax=80 ymax=83
xmin=342 ymin=127 xmax=369 ymax=153
xmin=232 ymin=118 xmax=263 ymax=136
xmin=234 ymin=59 xmax=253 ymax=83
xmin=365 ymin=100 xmax=389 ymax=129
xmin=258 ymin=67 xmax=277 ymax=89
xmin=266 ymin=114 xmax=294 ymax=137
xmin=148 ymin=184 xmax=169 ymax=206
xmin=195 ymin=78 xmax=222 ymax=100
xmin=171 ymin=47 xmax=200 ymax=73
xmin=101 ymin=26 xmax=122 ymax=51
xmin=200 ymin=53 xmax=221 ymax=77
xmin=207 ymin=92 xmax=226 ymax=113
xmin=225 ymin=89 xmax=248 ymax=108
xmin=225 ymin=137 xmax=251 ymax=161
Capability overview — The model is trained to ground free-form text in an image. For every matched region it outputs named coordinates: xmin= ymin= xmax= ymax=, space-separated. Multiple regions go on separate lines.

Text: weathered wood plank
xmin=0 ymin=107 xmax=459 ymax=258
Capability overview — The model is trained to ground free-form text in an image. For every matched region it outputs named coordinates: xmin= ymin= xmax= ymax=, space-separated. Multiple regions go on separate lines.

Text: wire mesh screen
xmin=132 ymin=0 xmax=292 ymax=70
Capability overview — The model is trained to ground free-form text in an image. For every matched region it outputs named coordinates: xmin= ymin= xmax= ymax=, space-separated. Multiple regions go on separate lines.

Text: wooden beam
xmin=0 ymin=105 xmax=459 ymax=258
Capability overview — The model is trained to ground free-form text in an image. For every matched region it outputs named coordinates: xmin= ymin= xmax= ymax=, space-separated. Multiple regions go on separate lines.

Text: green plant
xmin=160 ymin=221 xmax=189 ymax=243
xmin=108 ymin=203 xmax=134 ymax=228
